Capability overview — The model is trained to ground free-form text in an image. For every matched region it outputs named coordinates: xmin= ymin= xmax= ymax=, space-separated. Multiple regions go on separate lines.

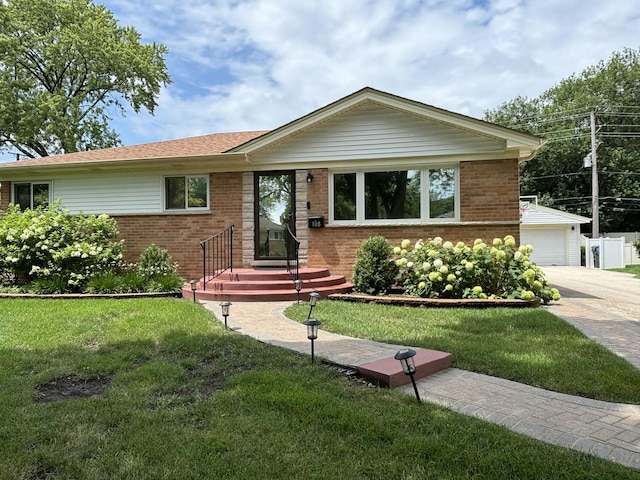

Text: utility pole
xmin=590 ymin=111 xmax=599 ymax=238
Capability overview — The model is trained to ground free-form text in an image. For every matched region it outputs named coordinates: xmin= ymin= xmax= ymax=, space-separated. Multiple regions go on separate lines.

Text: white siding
xmin=53 ymin=173 xmax=162 ymax=214
xmin=520 ymin=209 xmax=568 ymax=225
xmin=251 ymin=102 xmax=505 ymax=164
xmin=567 ymin=227 xmax=582 ymax=266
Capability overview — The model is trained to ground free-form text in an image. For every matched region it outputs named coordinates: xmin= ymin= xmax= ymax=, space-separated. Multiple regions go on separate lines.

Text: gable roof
xmin=227 ymin=87 xmax=545 ymax=162
xmin=521 ymin=203 xmax=591 ymax=225
xmin=0 ymin=87 xmax=545 ymax=176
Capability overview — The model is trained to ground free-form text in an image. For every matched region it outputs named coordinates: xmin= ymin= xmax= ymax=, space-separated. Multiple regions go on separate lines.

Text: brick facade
xmin=1 ymin=181 xmax=10 ymax=211
xmin=1 ymin=159 xmax=522 ymax=283
xmin=95 ymin=172 xmax=245 ymax=281
xmin=459 ymin=158 xmax=520 ymax=222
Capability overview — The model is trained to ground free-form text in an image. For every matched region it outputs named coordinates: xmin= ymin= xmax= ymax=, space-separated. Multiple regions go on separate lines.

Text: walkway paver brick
xmin=200 ymin=268 xmax=640 ymax=471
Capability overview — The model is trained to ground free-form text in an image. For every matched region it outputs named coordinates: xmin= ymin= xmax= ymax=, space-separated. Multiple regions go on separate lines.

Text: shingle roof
xmin=0 ymin=130 xmax=270 ymax=168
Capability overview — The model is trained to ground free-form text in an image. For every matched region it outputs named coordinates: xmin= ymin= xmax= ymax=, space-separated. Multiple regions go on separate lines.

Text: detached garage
xmin=519 ymin=201 xmax=590 ymax=266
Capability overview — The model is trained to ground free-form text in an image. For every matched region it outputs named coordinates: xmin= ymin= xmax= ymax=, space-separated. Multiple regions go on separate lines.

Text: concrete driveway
xmin=542 ymin=266 xmax=640 ymax=369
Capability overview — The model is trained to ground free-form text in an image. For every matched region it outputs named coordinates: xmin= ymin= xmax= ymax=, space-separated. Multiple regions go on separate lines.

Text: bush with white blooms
xmin=393 ymin=235 xmax=561 ymax=304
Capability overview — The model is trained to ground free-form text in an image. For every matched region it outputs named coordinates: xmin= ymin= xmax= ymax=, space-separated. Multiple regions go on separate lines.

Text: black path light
xmin=189 ymin=280 xmax=198 ymax=303
xmin=307 ymin=292 xmax=320 ymax=320
xmin=303 ymin=318 xmax=321 ymax=364
xmin=294 ymin=279 xmax=303 ymax=304
xmin=219 ymin=301 xmax=231 ymax=329
xmin=394 ymin=348 xmax=421 ymax=402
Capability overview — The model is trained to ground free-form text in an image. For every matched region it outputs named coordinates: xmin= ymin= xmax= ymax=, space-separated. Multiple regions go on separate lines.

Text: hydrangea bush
xmin=0 ymin=203 xmax=124 ymax=290
xmin=0 ymin=204 xmax=183 ymax=294
xmin=393 ymin=235 xmax=561 ymax=303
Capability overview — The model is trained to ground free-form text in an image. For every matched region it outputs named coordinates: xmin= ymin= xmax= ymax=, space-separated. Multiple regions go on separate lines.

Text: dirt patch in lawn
xmin=34 ymin=374 xmax=111 ymax=403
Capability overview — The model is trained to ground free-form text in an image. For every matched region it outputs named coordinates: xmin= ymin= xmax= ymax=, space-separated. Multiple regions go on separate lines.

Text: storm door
xmin=254 ymin=171 xmax=296 ymax=260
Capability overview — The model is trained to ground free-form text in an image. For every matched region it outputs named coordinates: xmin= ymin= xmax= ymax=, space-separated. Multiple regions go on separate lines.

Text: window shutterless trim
xmin=163 ymin=175 xmax=210 ymax=211
xmin=12 ymin=181 xmax=52 ymax=210
xmin=329 ymin=166 xmax=459 ymax=224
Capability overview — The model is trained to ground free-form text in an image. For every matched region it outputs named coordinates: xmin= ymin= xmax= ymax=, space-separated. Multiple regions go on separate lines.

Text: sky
xmin=5 ymin=0 xmax=640 ymax=159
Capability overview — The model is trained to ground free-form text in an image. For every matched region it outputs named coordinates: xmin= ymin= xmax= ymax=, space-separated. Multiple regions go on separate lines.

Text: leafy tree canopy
xmin=485 ymin=48 xmax=640 ymax=233
xmin=0 ymin=0 xmax=171 ymax=158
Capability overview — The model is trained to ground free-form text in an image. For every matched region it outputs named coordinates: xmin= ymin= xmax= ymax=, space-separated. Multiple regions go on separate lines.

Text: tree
xmin=0 ymin=0 xmax=170 ymax=158
xmin=485 ymin=48 xmax=640 ymax=233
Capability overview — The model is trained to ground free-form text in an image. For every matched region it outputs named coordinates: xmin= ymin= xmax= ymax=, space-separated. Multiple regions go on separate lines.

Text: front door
xmin=254 ymin=171 xmax=295 ymax=260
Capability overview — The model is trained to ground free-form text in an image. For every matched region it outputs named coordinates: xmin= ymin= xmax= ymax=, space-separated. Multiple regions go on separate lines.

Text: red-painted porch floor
xmin=182 ymin=267 xmax=354 ymax=302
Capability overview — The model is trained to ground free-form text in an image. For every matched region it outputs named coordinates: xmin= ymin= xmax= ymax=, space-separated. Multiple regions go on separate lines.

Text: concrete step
xmin=216 ymin=268 xmax=332 ymax=282
xmin=357 ymin=349 xmax=453 ymax=387
xmin=182 ymin=267 xmax=354 ymax=302
xmin=212 ymin=275 xmax=349 ymax=292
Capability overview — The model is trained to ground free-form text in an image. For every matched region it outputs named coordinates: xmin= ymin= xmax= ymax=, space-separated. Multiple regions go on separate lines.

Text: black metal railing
xmin=200 ymin=225 xmax=234 ymax=290
xmin=284 ymin=223 xmax=300 ymax=283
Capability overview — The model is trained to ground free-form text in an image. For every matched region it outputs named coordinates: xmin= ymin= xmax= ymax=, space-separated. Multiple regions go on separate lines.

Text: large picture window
xmin=13 ymin=182 xmax=50 ymax=210
xmin=330 ymin=167 xmax=457 ymax=223
xmin=164 ymin=175 xmax=209 ymax=210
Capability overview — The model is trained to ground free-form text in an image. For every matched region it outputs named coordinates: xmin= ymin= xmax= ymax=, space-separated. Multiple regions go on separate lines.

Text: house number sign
xmin=308 ymin=215 xmax=325 ymax=228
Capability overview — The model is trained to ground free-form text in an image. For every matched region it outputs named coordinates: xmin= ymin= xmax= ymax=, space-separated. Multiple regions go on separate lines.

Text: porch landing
xmin=182 ymin=267 xmax=354 ymax=302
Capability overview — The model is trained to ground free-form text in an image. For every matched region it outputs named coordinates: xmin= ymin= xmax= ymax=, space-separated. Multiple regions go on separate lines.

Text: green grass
xmin=1 ymin=299 xmax=639 ymax=479
xmin=286 ymin=301 xmax=640 ymax=404
xmin=609 ymin=265 xmax=640 ymax=278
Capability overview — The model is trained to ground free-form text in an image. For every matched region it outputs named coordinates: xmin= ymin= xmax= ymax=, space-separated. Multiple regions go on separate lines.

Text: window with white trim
xmin=330 ymin=167 xmax=457 ymax=223
xmin=13 ymin=182 xmax=51 ymax=210
xmin=164 ymin=175 xmax=209 ymax=211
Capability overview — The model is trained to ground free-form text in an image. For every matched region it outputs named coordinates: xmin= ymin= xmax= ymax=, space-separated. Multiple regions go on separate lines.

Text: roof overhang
xmin=0 ymin=152 xmax=250 ymax=178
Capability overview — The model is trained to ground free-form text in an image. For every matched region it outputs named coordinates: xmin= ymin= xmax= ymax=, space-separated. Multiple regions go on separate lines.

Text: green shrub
xmin=72 ymin=244 xmax=183 ymax=294
xmin=144 ymin=273 xmax=184 ymax=293
xmin=633 ymin=238 xmax=640 ymax=258
xmin=138 ymin=244 xmax=179 ymax=279
xmin=85 ymin=270 xmax=121 ymax=294
xmin=29 ymin=276 xmax=69 ymax=294
xmin=393 ymin=236 xmax=560 ymax=303
xmin=0 ymin=202 xmax=124 ymax=291
xmin=120 ymin=270 xmax=148 ymax=292
xmin=352 ymin=236 xmax=397 ymax=295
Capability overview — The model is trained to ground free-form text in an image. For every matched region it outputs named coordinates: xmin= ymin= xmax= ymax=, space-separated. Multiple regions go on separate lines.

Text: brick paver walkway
xmin=200 ymin=289 xmax=640 ymax=471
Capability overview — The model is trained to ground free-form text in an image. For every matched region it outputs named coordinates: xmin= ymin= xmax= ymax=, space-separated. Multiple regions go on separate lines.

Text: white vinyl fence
xmin=624 ymin=243 xmax=640 ymax=265
xmin=583 ymin=237 xmax=625 ymax=269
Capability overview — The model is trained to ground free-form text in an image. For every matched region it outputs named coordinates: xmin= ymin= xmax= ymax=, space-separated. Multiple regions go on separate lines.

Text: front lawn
xmin=610 ymin=265 xmax=640 ymax=278
xmin=0 ymin=298 xmax=638 ymax=479
xmin=286 ymin=301 xmax=640 ymax=404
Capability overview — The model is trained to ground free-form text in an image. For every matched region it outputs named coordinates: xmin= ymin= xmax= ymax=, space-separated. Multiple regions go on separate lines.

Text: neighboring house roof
xmin=0 ymin=86 xmax=545 ymax=176
xmin=520 ymin=203 xmax=591 ymax=225
xmin=258 ymin=215 xmax=284 ymax=231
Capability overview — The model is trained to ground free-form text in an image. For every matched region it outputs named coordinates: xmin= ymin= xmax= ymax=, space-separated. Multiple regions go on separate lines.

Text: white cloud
xmin=103 ymin=0 xmax=640 ymax=145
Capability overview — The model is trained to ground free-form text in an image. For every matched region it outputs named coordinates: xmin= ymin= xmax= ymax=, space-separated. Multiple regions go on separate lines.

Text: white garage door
xmin=520 ymin=227 xmax=567 ymax=265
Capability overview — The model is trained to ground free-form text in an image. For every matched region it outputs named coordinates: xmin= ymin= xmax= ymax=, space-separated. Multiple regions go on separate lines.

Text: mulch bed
xmin=328 ymin=292 xmax=540 ymax=308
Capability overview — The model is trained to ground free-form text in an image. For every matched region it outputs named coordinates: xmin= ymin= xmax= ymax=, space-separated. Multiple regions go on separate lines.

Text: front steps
xmin=182 ymin=267 xmax=353 ymax=302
